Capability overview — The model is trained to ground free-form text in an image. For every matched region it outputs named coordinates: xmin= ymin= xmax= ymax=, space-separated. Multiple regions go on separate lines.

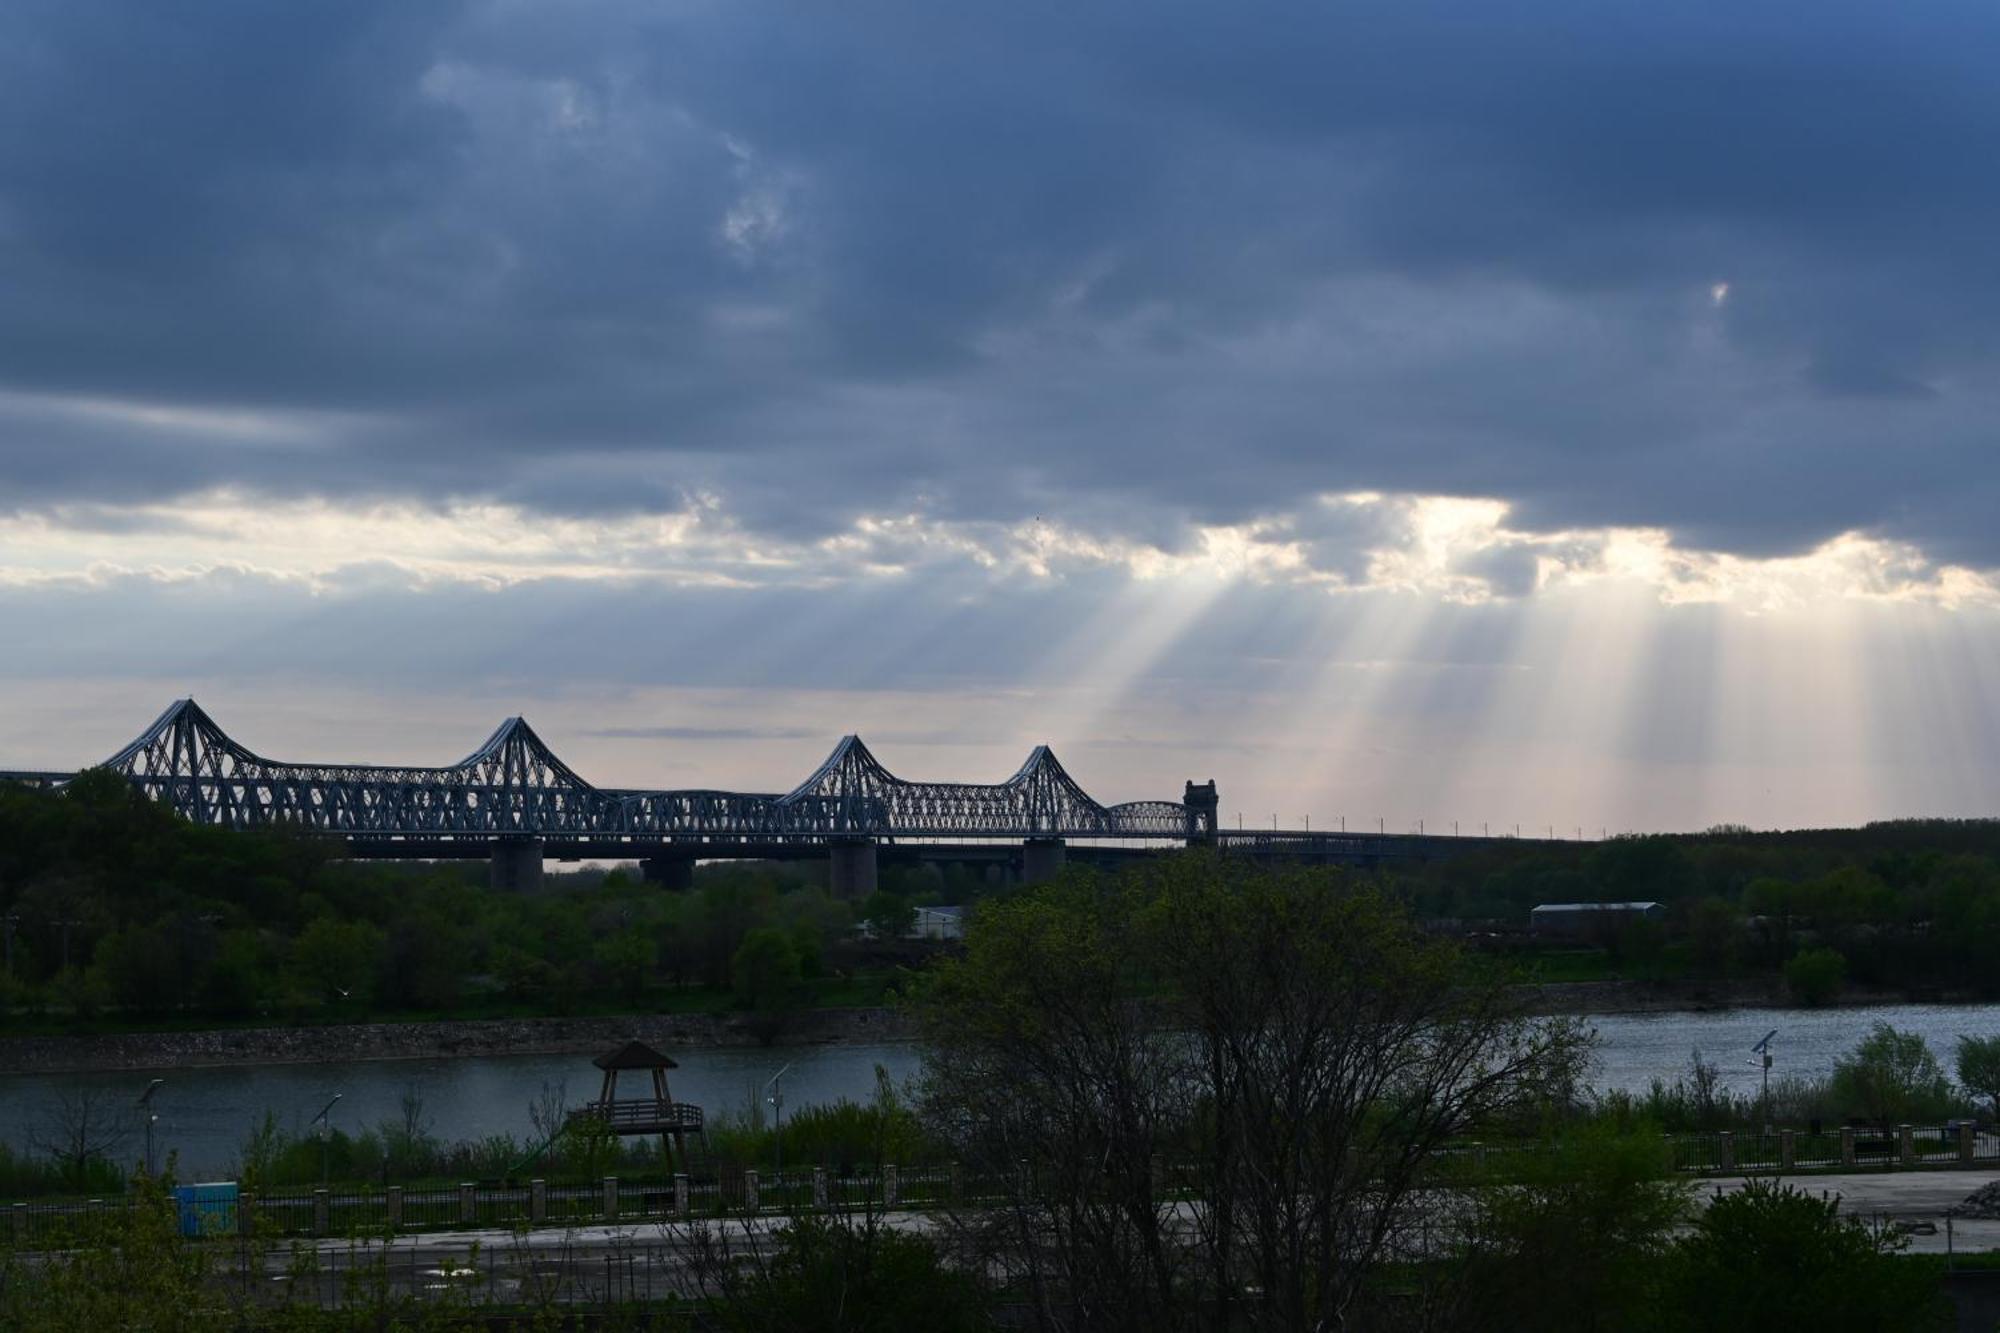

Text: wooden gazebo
xmin=568 ymin=1040 xmax=704 ymax=1168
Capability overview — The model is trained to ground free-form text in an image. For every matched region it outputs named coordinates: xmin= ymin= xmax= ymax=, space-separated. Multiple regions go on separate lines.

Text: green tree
xmin=862 ymin=890 xmax=916 ymax=939
xmin=1784 ymin=945 xmax=1846 ymax=1006
xmin=1658 ymin=1179 xmax=1945 ymax=1333
xmin=1955 ymin=1034 xmax=2000 ymax=1120
xmin=289 ymin=916 xmax=383 ymax=1006
xmin=199 ymin=928 xmax=267 ymax=1017
xmin=1829 ymin=1023 xmax=1958 ymax=1128
xmin=92 ymin=921 xmax=180 ymax=1014
xmin=1685 ymin=895 xmax=1742 ymax=978
xmin=593 ymin=926 xmax=655 ymax=1005
xmin=733 ymin=927 xmax=803 ymax=1043
xmin=1455 ymin=1126 xmax=1690 ymax=1333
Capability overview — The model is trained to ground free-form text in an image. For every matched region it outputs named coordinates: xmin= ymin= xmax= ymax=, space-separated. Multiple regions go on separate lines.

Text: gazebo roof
xmin=592 ymin=1039 xmax=680 ymax=1071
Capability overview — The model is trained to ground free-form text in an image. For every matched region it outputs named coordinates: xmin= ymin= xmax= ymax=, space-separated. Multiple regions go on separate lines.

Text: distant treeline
xmin=0 ymin=773 xmax=954 ymax=1028
xmin=1394 ymin=818 xmax=2000 ymax=997
xmin=6 ymin=771 xmax=2000 ymax=1027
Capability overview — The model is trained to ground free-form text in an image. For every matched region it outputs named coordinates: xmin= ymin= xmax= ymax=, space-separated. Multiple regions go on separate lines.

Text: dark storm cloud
xmin=4 ymin=1 xmax=2000 ymax=561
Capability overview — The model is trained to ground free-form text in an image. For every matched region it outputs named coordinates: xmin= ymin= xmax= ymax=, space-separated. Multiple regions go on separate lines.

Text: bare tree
xmin=32 ymin=1085 xmax=130 ymax=1187
xmin=917 ymin=854 xmax=1594 ymax=1333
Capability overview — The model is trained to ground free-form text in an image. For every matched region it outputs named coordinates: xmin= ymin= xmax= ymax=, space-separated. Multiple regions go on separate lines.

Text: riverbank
xmin=0 ymin=1006 xmax=919 ymax=1074
xmin=0 ymin=978 xmax=1933 ymax=1074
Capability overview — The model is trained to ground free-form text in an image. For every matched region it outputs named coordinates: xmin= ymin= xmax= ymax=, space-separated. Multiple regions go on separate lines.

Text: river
xmin=5 ymin=1003 xmax=2000 ymax=1179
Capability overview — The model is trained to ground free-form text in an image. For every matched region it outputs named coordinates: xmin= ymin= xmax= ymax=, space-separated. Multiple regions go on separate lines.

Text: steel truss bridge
xmin=1 ymin=699 xmax=1530 ymax=893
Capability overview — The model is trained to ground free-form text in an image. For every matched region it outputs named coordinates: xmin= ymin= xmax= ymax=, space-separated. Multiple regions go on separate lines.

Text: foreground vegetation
xmin=2 ymin=854 xmax=1960 ymax=1329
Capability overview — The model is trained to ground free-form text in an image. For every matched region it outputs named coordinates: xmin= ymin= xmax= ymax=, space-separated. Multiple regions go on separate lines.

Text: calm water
xmin=6 ymin=1003 xmax=2000 ymax=1178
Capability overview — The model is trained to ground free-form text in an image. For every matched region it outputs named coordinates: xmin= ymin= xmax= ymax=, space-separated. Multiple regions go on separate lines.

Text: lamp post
xmin=138 ymin=1078 xmax=164 ymax=1179
xmin=311 ymin=1094 xmax=342 ymax=1185
xmin=767 ymin=1063 xmax=793 ymax=1183
xmin=1751 ymin=1031 xmax=1777 ymax=1134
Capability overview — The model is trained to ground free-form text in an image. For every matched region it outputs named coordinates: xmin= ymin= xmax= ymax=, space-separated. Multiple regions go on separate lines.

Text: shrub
xmin=1658 ymin=1179 xmax=1946 ymax=1332
xmin=1784 ymin=946 xmax=1847 ymax=1006
xmin=1829 ymin=1023 xmax=1962 ymax=1127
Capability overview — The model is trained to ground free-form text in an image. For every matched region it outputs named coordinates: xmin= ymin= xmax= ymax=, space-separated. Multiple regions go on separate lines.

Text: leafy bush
xmin=1657 ymin=1179 xmax=1946 ymax=1332
xmin=1829 ymin=1023 xmax=1964 ymax=1127
xmin=1784 ymin=946 xmax=1847 ymax=1006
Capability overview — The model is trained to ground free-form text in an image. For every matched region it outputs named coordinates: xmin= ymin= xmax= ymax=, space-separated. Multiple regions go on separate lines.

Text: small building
xmin=910 ymin=905 xmax=965 ymax=941
xmin=1529 ymin=901 xmax=1664 ymax=938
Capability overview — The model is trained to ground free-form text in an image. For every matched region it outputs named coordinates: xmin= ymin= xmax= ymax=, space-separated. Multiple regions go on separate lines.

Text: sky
xmin=4 ymin=1 xmax=2000 ymax=834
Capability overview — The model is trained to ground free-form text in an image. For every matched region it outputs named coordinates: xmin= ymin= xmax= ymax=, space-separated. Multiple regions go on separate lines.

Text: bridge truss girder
xmin=96 ymin=700 xmax=1197 ymax=845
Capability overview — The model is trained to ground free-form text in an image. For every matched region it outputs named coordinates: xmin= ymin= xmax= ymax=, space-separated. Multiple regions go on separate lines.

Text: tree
xmin=916 ymin=854 xmax=1593 ymax=1333
xmin=92 ymin=921 xmax=180 ymax=1015
xmin=1453 ymin=1126 xmax=1690 ymax=1333
xmin=1955 ymin=1034 xmax=2000 ymax=1120
xmin=32 ymin=1087 xmax=129 ymax=1189
xmin=1658 ymin=1179 xmax=1946 ymax=1333
xmin=1685 ymin=896 xmax=1742 ymax=979
xmin=1784 ymin=946 xmax=1846 ymax=1007
xmin=733 ymin=927 xmax=803 ymax=1043
xmin=1829 ymin=1023 xmax=1957 ymax=1128
xmin=863 ymin=890 xmax=917 ymax=940
xmin=289 ymin=916 xmax=383 ymax=1006
xmin=593 ymin=926 xmax=655 ymax=1005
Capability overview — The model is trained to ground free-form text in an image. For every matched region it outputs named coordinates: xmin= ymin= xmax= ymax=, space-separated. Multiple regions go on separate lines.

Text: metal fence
xmin=8 ymin=1125 xmax=1998 ymax=1248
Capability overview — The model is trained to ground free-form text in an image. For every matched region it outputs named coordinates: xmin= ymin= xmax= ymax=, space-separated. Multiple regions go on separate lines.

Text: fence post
xmin=386 ymin=1186 xmax=402 ymax=1230
xmin=312 ymin=1189 xmax=329 ymax=1237
xmin=530 ymin=1179 xmax=547 ymax=1225
xmin=1719 ymin=1131 xmax=1735 ymax=1172
xmin=1899 ymin=1124 xmax=1915 ymax=1167
xmin=950 ymin=1161 xmax=963 ymax=1205
xmin=813 ymin=1166 xmax=828 ymax=1211
xmin=744 ymin=1169 xmax=760 ymax=1213
xmin=1472 ymin=1142 xmax=1488 ymax=1174
xmin=674 ymin=1173 xmax=690 ymax=1219
xmin=458 ymin=1182 xmax=475 ymax=1226
xmin=1840 ymin=1126 xmax=1856 ymax=1168
xmin=237 ymin=1192 xmax=255 ymax=1238
xmin=884 ymin=1163 xmax=900 ymax=1208
xmin=1779 ymin=1129 xmax=1796 ymax=1170
xmin=602 ymin=1176 xmax=618 ymax=1219
xmin=1960 ymin=1122 xmax=1976 ymax=1164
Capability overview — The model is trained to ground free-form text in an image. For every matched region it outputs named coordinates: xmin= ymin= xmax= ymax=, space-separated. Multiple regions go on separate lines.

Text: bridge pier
xmin=1022 ymin=838 xmax=1067 ymax=885
xmin=490 ymin=838 xmax=545 ymax=893
xmin=640 ymin=855 xmax=695 ymax=891
xmin=828 ymin=838 xmax=878 ymax=900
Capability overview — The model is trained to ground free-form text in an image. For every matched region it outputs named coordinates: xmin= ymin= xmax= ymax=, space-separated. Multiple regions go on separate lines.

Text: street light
xmin=138 ymin=1078 xmax=165 ymax=1178
xmin=767 ymin=1063 xmax=794 ymax=1181
xmin=1751 ymin=1031 xmax=1777 ymax=1133
xmin=311 ymin=1094 xmax=342 ymax=1185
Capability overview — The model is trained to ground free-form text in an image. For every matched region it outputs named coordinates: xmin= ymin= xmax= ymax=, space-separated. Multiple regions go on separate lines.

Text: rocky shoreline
xmin=0 ymin=978 xmax=1930 ymax=1075
xmin=0 ymin=1007 xmax=918 ymax=1075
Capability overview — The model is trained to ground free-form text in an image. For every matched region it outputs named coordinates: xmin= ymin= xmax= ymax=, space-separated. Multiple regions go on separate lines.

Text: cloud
xmin=0 ymin=0 xmax=1999 ymax=575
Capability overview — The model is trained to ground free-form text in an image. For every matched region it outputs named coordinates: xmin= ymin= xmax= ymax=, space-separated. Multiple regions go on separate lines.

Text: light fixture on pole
xmin=138 ymin=1078 xmax=165 ymax=1178
xmin=312 ymin=1093 xmax=342 ymax=1185
xmin=767 ymin=1063 xmax=794 ymax=1181
xmin=1750 ymin=1030 xmax=1777 ymax=1133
